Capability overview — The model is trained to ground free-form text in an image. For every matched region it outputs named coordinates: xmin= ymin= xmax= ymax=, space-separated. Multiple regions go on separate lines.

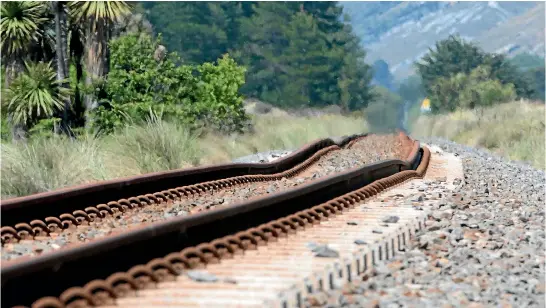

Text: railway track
xmin=1 ymin=132 xmax=429 ymax=308
xmin=1 ymin=134 xmax=408 ymax=261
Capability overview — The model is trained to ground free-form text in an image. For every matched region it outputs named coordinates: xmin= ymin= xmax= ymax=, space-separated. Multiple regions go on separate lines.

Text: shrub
xmin=1 ymin=134 xmax=104 ymax=197
xmin=92 ymin=33 xmax=196 ymax=133
xmin=429 ymin=66 xmax=516 ymax=113
xmin=417 ymin=35 xmax=532 ymax=99
xmin=364 ymin=86 xmax=403 ymax=133
xmin=104 ymin=114 xmax=202 ymax=175
xmin=194 ymin=54 xmax=248 ymax=133
xmin=92 ymin=33 xmax=248 ymax=134
xmin=2 ymin=61 xmax=70 ymax=129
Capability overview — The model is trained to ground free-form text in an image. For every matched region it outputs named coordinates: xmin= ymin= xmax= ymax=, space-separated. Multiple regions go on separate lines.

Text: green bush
xmin=1 ymin=113 xmax=10 ymax=141
xmin=195 ymin=54 xmax=248 ymax=132
xmin=429 ymin=65 xmax=516 ymax=113
xmin=364 ymin=86 xmax=403 ymax=133
xmin=92 ymin=33 xmax=195 ymax=133
xmin=417 ymin=35 xmax=532 ymax=99
xmin=28 ymin=117 xmax=61 ymax=139
xmin=92 ymin=33 xmax=248 ymax=134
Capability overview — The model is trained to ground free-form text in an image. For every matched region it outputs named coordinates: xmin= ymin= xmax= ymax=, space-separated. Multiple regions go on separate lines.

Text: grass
xmin=411 ymin=100 xmax=545 ymax=169
xmin=1 ymin=113 xmax=368 ymax=199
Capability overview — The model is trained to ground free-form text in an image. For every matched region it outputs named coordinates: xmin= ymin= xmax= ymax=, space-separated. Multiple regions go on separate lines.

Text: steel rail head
xmin=22 ymin=145 xmax=431 ymax=308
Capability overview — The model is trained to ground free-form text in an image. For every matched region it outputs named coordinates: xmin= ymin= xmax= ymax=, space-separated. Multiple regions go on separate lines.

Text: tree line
xmin=415 ymin=35 xmax=544 ymax=113
xmin=139 ymin=2 xmax=373 ymax=110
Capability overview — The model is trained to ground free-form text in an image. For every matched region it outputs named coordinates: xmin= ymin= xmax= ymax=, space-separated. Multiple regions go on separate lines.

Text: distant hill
xmin=342 ymin=1 xmax=545 ymax=79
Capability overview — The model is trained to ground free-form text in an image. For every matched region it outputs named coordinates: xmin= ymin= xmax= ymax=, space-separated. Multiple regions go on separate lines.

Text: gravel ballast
xmin=305 ymin=137 xmax=545 ymax=307
xmin=2 ymin=134 xmax=407 ymax=261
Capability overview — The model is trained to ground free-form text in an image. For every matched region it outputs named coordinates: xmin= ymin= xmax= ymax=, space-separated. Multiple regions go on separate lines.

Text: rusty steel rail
xmin=0 ymin=134 xmax=367 ymax=227
xmin=1 ymin=145 xmax=338 ymax=244
xmin=29 ymin=146 xmax=430 ymax=308
xmin=2 ymin=136 xmax=422 ymax=308
xmin=0 ymin=132 xmax=413 ymax=245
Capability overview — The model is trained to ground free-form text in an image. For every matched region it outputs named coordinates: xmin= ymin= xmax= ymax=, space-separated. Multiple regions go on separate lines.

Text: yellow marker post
xmin=421 ymin=98 xmax=431 ymax=112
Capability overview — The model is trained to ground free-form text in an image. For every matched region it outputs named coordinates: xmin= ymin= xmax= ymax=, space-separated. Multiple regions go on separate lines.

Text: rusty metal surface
xmin=0 ymin=134 xmax=367 ymax=227
xmin=24 ymin=146 xmax=431 ymax=308
xmin=0 ymin=133 xmax=406 ymax=246
xmin=1 ymin=136 xmax=421 ymax=308
xmin=0 ymin=145 xmax=339 ymax=245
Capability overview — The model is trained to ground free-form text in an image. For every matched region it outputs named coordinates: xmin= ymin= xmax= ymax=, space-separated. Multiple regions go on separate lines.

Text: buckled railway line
xmin=0 ymin=131 xmax=448 ymax=308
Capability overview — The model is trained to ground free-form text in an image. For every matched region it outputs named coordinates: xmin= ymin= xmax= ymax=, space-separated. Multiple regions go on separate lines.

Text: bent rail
xmin=0 ymin=133 xmax=367 ymax=226
xmin=1 ymin=132 xmax=416 ymax=244
xmin=2 ymin=133 xmax=422 ymax=308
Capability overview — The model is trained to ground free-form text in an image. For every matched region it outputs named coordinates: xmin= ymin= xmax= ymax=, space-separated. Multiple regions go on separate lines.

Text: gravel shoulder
xmin=305 ymin=137 xmax=546 ymax=308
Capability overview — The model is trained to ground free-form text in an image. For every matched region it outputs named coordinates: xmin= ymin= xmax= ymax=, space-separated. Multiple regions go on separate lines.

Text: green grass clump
xmin=103 ymin=118 xmax=202 ymax=176
xmin=1 ymin=135 xmax=106 ymax=198
xmin=412 ymin=100 xmax=545 ymax=169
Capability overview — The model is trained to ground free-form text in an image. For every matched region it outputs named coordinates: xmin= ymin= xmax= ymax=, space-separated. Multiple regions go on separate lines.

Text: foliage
xmin=195 ymin=54 xmax=248 ymax=132
xmin=416 ymin=35 xmax=487 ymax=94
xmin=2 ymin=61 xmax=71 ymax=128
xmin=28 ymin=117 xmax=62 ymax=139
xmin=364 ymin=86 xmax=403 ymax=133
xmin=68 ymin=0 xmax=133 ymax=120
xmin=397 ymin=75 xmax=425 ymax=104
xmin=0 ymin=1 xmax=49 ymax=58
xmin=509 ymin=53 xmax=545 ymax=102
xmin=142 ymin=2 xmax=373 ymax=111
xmin=92 ymin=33 xmax=247 ymax=134
xmin=429 ymin=65 xmax=516 ymax=113
xmin=140 ymin=2 xmax=235 ymax=64
xmin=416 ymin=35 xmax=532 ymax=99
xmin=372 ymin=59 xmax=394 ymax=91
xmin=1 ymin=113 xmax=10 ymax=141
xmin=524 ymin=66 xmax=545 ymax=101
xmin=509 ymin=53 xmax=545 ymax=71
xmin=68 ymin=1 xmax=132 ymax=25
xmin=413 ymin=100 xmax=545 ymax=169
xmin=92 ymin=33 xmax=192 ymax=133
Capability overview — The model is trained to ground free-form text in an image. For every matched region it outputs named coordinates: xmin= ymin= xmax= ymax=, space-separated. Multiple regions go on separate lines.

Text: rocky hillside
xmin=342 ymin=1 xmax=545 ymax=79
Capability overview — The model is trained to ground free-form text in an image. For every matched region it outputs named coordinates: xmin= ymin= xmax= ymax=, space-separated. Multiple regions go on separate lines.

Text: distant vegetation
xmin=411 ymin=36 xmax=544 ymax=169
xmin=140 ymin=2 xmax=373 ymax=110
xmin=416 ymin=35 xmax=544 ymax=113
xmin=508 ymin=53 xmax=545 ymax=102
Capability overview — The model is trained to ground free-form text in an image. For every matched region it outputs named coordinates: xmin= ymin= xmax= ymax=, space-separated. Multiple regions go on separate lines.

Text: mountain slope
xmin=342 ymin=1 xmax=545 ymax=79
